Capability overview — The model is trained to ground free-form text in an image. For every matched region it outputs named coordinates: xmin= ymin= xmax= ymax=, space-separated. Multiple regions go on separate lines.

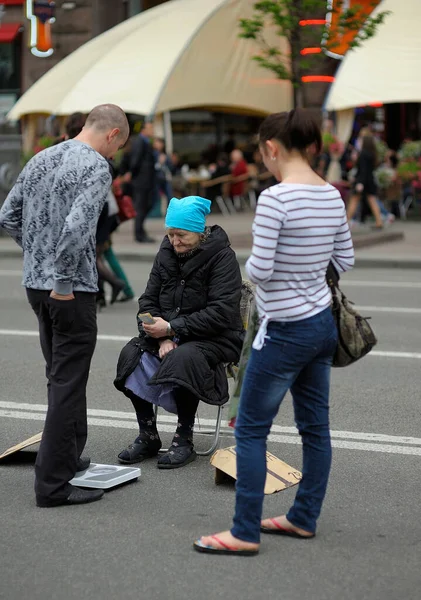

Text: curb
xmin=118 ymin=252 xmax=421 ymax=270
xmin=1 ymin=232 xmax=419 ymax=269
xmin=351 ymin=231 xmax=404 ymax=249
xmin=354 ymin=258 xmax=421 ymax=269
xmin=1 ymin=249 xmax=420 ymax=270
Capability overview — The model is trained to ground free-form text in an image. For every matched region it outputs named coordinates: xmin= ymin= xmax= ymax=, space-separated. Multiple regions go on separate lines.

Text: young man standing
xmin=0 ymin=104 xmax=129 ymax=507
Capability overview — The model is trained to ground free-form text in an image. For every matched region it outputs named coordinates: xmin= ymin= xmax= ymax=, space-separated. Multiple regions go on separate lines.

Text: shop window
xmin=0 ymin=37 xmax=21 ymax=93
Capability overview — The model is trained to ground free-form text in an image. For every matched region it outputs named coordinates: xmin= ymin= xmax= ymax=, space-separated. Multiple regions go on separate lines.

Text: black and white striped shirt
xmin=246 ymin=183 xmax=354 ymax=344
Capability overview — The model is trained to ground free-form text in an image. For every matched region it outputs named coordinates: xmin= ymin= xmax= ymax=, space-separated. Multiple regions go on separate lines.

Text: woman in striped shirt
xmin=194 ymin=109 xmax=355 ymax=556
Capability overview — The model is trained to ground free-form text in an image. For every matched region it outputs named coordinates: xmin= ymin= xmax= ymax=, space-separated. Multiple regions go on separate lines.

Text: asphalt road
xmin=1 ymin=257 xmax=421 ymax=600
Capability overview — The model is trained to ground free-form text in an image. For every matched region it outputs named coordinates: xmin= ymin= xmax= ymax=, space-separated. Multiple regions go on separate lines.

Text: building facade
xmin=0 ymin=0 xmax=168 ymax=124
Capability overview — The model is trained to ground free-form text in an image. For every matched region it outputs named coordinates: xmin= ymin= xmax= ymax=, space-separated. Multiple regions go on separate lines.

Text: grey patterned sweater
xmin=0 ymin=140 xmax=111 ymax=295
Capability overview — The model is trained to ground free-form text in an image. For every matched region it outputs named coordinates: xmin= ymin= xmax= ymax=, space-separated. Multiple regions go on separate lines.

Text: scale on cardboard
xmin=0 ymin=433 xmax=140 ymax=490
xmin=211 ymin=446 xmax=302 ymax=494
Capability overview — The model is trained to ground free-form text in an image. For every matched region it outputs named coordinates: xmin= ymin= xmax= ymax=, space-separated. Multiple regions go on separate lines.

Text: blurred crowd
xmin=116 ymin=126 xmax=277 ymax=222
xmin=314 ymin=119 xmax=421 ymax=228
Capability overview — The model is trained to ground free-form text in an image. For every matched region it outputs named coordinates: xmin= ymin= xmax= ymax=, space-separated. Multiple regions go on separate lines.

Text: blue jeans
xmin=377 ymin=199 xmax=389 ymax=218
xmin=231 ymin=307 xmax=338 ymax=543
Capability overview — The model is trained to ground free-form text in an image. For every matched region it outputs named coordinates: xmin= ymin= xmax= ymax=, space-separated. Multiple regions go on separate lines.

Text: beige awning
xmin=9 ymin=0 xmax=292 ymax=120
xmin=325 ymin=0 xmax=421 ymax=111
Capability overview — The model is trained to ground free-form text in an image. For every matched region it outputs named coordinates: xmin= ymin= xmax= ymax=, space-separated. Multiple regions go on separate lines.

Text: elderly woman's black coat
xmin=115 ymin=225 xmax=244 ymax=406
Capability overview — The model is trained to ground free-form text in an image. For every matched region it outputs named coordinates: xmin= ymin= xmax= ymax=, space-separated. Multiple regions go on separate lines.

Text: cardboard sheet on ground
xmin=211 ymin=446 xmax=301 ymax=495
xmin=70 ymin=464 xmax=141 ymax=489
xmin=0 ymin=432 xmax=42 ymax=461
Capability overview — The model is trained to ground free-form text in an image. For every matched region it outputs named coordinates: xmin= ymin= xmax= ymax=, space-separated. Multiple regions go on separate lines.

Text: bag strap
xmin=326 ymin=261 xmax=349 ymax=307
xmin=326 ymin=261 xmax=340 ymax=287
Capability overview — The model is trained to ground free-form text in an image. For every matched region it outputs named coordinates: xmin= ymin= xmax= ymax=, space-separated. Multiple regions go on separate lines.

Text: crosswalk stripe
xmin=0 ymin=329 xmax=420 ymax=359
xmin=1 ymin=401 xmax=421 ymax=456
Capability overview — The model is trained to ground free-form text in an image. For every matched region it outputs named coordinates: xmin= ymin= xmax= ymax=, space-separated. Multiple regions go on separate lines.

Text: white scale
xmin=71 ymin=463 xmax=141 ymax=489
xmin=0 ymin=433 xmax=141 ymax=491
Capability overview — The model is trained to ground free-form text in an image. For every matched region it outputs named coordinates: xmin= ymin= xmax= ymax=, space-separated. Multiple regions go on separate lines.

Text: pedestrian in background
xmin=51 ymin=112 xmax=86 ymax=146
xmin=0 ymin=104 xmax=129 ymax=507
xmin=65 ymin=112 xmax=86 ymax=140
xmin=95 ymin=174 xmax=126 ymax=307
xmin=250 ymin=147 xmax=276 ymax=195
xmin=347 ymin=134 xmax=383 ymax=229
xmin=128 ymin=121 xmax=157 ymax=243
xmin=230 ymin=149 xmax=249 ymax=200
xmin=153 ymin=137 xmax=173 ymax=206
xmin=195 ymin=108 xmax=354 ymax=555
xmin=206 ymin=152 xmax=231 ymax=204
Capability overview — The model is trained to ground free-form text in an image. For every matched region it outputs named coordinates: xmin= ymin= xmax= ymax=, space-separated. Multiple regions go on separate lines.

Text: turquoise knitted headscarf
xmin=165 ymin=196 xmax=211 ymax=233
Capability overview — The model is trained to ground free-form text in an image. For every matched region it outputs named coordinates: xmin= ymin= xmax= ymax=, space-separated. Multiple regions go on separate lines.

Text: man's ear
xmin=109 ymin=127 xmax=120 ymax=142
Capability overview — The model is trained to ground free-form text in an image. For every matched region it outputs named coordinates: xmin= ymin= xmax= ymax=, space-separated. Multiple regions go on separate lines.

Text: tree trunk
xmin=291 ymin=60 xmax=304 ymax=108
xmin=294 ymin=83 xmax=304 ymax=109
xmin=290 ymin=24 xmax=303 ymax=108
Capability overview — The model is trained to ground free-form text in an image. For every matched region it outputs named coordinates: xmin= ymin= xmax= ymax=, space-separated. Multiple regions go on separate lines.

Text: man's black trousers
xmin=27 ymin=289 xmax=97 ymax=504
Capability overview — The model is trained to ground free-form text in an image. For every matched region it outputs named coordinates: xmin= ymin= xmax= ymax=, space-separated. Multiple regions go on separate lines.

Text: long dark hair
xmin=259 ymin=109 xmax=322 ymax=155
xmin=65 ymin=112 xmax=86 ymax=139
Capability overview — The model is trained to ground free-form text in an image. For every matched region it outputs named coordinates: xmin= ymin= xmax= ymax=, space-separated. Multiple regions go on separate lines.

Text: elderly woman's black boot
xmin=157 ymin=389 xmax=198 ymax=469
xmin=157 ymin=424 xmax=197 ymax=469
xmin=118 ymin=397 xmax=162 ymax=464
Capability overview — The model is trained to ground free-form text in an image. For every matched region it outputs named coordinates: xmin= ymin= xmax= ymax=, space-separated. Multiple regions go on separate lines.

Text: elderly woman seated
xmin=114 ymin=196 xmax=244 ymax=469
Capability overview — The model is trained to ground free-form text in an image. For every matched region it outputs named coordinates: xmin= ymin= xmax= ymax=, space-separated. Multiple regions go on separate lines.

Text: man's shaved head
xmin=85 ymin=104 xmax=130 ymax=141
xmin=76 ymin=103 xmax=130 ymax=159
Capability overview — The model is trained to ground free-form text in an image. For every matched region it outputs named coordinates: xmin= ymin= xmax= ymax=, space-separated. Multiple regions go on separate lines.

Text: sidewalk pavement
xmin=0 ymin=215 xmax=419 ymax=269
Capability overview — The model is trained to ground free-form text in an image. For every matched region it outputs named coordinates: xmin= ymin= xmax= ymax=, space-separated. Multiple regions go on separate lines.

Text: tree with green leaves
xmin=239 ymin=1 xmax=390 ymax=108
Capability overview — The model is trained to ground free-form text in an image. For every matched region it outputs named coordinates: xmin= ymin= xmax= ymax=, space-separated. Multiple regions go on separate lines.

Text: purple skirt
xmin=125 ymin=351 xmax=177 ymax=414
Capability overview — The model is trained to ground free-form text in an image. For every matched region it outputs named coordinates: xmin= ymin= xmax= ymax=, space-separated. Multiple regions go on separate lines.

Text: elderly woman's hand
xmin=143 ymin=317 xmax=171 ymax=339
xmin=159 ymin=339 xmax=178 ymax=359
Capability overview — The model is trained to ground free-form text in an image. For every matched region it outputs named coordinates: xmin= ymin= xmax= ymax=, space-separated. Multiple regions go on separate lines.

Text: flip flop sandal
xmin=193 ymin=535 xmax=259 ymax=556
xmin=260 ymin=518 xmax=315 ymax=539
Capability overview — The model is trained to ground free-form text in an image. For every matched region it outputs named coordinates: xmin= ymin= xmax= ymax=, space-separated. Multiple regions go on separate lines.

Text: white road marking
xmin=0 ymin=329 xmax=129 ymax=342
xmin=0 ymin=270 xmax=22 ymax=277
xmin=357 ymin=306 xmax=421 ymax=315
xmin=1 ymin=410 xmax=420 ymax=456
xmin=0 ymin=329 xmax=420 ymax=359
xmin=369 ymin=350 xmax=421 ymax=359
xmin=2 ymin=272 xmax=421 ymax=289
xmin=266 ymin=434 xmax=421 ymax=456
xmin=1 ymin=402 xmax=421 ymax=456
xmin=343 ymin=280 xmax=421 ymax=289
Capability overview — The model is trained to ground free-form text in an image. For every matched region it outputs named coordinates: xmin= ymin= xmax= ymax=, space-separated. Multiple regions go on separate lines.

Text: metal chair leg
xmin=215 ymin=195 xmax=230 ymax=217
xmin=153 ymin=404 xmax=170 ymax=453
xmin=233 ymin=195 xmax=242 ymax=211
xmin=248 ymin=189 xmax=257 ymax=210
xmin=224 ymin=196 xmax=237 ymax=215
xmin=400 ymin=194 xmax=413 ymax=220
xmin=153 ymin=404 xmax=224 ymax=456
xmin=196 ymin=404 xmax=224 ymax=457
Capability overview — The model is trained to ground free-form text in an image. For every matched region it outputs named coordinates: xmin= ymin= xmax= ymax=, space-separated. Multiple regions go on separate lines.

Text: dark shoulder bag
xmin=326 ymin=263 xmax=377 ymax=368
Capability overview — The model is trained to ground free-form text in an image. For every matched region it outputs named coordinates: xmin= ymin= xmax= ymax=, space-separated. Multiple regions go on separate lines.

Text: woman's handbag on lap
xmin=327 ymin=263 xmax=377 ymax=368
